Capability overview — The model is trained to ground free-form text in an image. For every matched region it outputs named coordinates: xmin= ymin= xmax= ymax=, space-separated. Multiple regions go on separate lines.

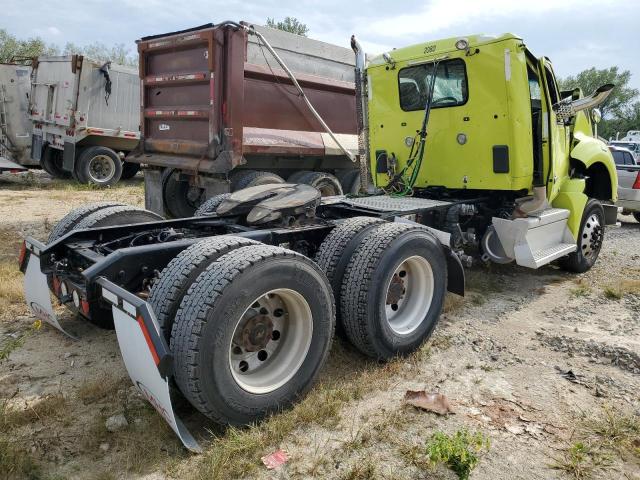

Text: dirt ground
xmin=0 ymin=169 xmax=638 ymax=480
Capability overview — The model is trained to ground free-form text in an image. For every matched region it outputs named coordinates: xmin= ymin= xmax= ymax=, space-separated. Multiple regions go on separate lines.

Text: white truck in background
xmin=29 ymin=55 xmax=141 ymax=185
xmin=610 ymin=130 xmax=640 ymax=161
xmin=0 ymin=63 xmax=34 ymax=172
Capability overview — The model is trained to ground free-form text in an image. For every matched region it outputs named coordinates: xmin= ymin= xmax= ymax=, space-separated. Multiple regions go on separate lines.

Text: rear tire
xmin=148 ymin=236 xmax=259 ymax=341
xmin=559 ymin=199 xmax=605 ymax=273
xmin=340 ymin=223 xmax=446 ymax=360
xmin=336 ymin=170 xmax=361 ymax=194
xmin=75 ymin=146 xmax=122 ymax=186
xmin=230 ymin=170 xmax=285 ymax=191
xmin=41 ymin=146 xmax=71 ymax=179
xmin=47 ymin=202 xmax=125 ymax=243
xmin=121 ymin=161 xmax=140 ymax=180
xmin=288 ymin=170 xmax=343 ymax=196
xmin=314 ymin=216 xmax=385 ymax=329
xmin=194 ymin=193 xmax=232 ymax=216
xmin=162 ymin=169 xmax=204 ymax=218
xmin=171 ymin=245 xmax=334 ymax=425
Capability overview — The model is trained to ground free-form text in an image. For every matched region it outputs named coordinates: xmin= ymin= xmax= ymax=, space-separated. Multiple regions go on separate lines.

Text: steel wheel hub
xmin=229 ymin=289 xmax=313 ymax=394
xmin=384 ymin=255 xmax=435 ymax=335
xmin=88 ymin=154 xmax=115 ymax=183
xmin=580 ymin=213 xmax=603 ymax=259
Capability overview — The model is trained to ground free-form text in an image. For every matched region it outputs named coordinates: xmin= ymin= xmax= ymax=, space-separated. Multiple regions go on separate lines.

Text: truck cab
xmin=359 ymin=33 xmax=618 ymax=271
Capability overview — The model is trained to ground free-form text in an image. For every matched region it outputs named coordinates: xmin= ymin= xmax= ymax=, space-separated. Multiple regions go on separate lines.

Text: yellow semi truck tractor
xmin=353 ymin=33 xmax=618 ymax=271
xmin=20 ymin=24 xmax=619 ymax=450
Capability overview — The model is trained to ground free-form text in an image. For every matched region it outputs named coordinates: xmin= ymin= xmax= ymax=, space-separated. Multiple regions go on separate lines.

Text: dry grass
xmin=76 ymin=374 xmax=129 ymax=405
xmin=552 ymin=406 xmax=639 ymax=479
xmin=0 ymin=438 xmax=41 ymax=479
xmin=0 ymin=393 xmax=67 ymax=433
xmin=571 ymin=279 xmax=591 ymax=298
xmin=603 ymin=279 xmax=640 ymax=300
xmin=0 ymin=260 xmax=23 ymax=313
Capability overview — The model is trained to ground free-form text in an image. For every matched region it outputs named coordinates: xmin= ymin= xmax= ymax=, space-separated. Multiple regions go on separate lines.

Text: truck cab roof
xmin=368 ymin=33 xmax=523 ymax=68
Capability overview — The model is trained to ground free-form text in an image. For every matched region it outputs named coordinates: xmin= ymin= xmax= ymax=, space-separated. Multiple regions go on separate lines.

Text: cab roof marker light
xmin=455 ymin=38 xmax=469 ymax=50
xmin=101 ymin=288 xmax=119 ymax=306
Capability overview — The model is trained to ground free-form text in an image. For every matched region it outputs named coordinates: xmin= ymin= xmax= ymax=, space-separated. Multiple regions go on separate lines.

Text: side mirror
xmin=591 ymin=108 xmax=602 ymax=124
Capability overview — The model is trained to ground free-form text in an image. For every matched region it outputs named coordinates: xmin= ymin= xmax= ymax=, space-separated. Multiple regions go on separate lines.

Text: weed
xmin=339 ymin=459 xmax=376 ymax=480
xmin=471 ymin=294 xmax=486 ymax=306
xmin=551 ymin=440 xmax=609 ymax=479
xmin=425 ymin=429 xmax=490 ymax=480
xmin=603 ymin=286 xmax=623 ymax=300
xmin=443 ymin=293 xmax=464 ymax=314
xmin=0 ymin=438 xmax=40 ymax=479
xmin=0 ymin=321 xmax=41 ymax=362
xmin=0 ymin=260 xmax=25 ymax=313
xmin=571 ymin=283 xmax=591 ymax=297
xmin=76 ymin=374 xmax=128 ymax=404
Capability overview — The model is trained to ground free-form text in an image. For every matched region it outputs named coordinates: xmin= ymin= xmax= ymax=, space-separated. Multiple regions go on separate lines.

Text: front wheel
xmin=559 ymin=199 xmax=605 ymax=273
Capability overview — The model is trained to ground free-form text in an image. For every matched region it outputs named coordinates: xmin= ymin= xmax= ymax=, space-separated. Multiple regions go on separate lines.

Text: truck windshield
xmin=398 ymin=59 xmax=468 ymax=111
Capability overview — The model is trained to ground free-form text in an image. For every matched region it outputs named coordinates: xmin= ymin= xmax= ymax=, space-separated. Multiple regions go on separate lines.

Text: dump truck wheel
xmin=121 ymin=161 xmax=140 ymax=179
xmin=314 ymin=216 xmax=385 ymax=330
xmin=75 ymin=146 xmax=123 ymax=186
xmin=162 ymin=169 xmax=204 ymax=218
xmin=171 ymin=245 xmax=334 ymax=425
xmin=230 ymin=170 xmax=285 ymax=191
xmin=194 ymin=193 xmax=232 ymax=216
xmin=148 ymin=236 xmax=259 ymax=342
xmin=336 ymin=170 xmax=361 ymax=194
xmin=47 ymin=202 xmax=126 ymax=243
xmin=340 ymin=223 xmax=446 ymax=360
xmin=41 ymin=146 xmax=71 ymax=179
xmin=559 ymin=199 xmax=605 ymax=273
xmin=290 ymin=171 xmax=343 ymax=196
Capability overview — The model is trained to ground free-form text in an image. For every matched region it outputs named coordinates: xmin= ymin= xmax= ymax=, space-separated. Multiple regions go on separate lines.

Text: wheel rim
xmin=580 ymin=213 xmax=603 ymax=260
xmin=384 ymin=255 xmax=434 ymax=335
xmin=229 ymin=288 xmax=313 ymax=394
xmin=88 ymin=155 xmax=116 ymax=183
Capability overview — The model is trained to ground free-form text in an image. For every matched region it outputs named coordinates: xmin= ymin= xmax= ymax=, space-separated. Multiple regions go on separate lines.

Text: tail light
xmin=633 ymin=172 xmax=640 ymax=190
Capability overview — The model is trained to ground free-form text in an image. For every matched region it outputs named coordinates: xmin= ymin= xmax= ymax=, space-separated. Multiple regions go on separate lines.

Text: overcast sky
xmin=3 ymin=0 xmax=640 ymax=89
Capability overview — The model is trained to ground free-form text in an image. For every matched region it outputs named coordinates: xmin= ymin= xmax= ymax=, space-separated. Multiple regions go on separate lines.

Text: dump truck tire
xmin=290 ymin=171 xmax=343 ymax=196
xmin=559 ymin=199 xmax=605 ymax=273
xmin=75 ymin=146 xmax=123 ymax=186
xmin=340 ymin=223 xmax=446 ymax=360
xmin=47 ymin=202 xmax=125 ymax=243
xmin=314 ymin=216 xmax=385 ymax=329
xmin=171 ymin=244 xmax=334 ymax=425
xmin=121 ymin=161 xmax=140 ymax=179
xmin=230 ymin=170 xmax=285 ymax=191
xmin=162 ymin=169 xmax=204 ymax=218
xmin=336 ymin=170 xmax=361 ymax=194
xmin=194 ymin=193 xmax=232 ymax=216
xmin=41 ymin=146 xmax=71 ymax=179
xmin=148 ymin=236 xmax=259 ymax=342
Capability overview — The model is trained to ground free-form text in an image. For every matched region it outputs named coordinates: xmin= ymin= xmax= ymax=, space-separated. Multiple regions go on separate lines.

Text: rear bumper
xmin=617 ymin=199 xmax=640 ymax=213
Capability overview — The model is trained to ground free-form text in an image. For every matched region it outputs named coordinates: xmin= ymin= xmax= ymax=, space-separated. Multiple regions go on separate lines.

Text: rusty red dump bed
xmin=134 ymin=22 xmax=357 ymax=175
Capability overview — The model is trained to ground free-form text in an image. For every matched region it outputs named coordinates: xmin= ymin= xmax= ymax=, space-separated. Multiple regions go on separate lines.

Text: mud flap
xmin=96 ymin=278 xmax=202 ymax=453
xmin=22 ymin=238 xmax=76 ymax=337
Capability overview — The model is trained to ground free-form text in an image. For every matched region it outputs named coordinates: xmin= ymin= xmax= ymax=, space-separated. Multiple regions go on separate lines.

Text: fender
xmin=570 ymin=132 xmax=618 ymax=202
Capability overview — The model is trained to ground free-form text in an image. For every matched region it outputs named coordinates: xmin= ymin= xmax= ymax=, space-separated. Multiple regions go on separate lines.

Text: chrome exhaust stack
xmin=555 ymin=83 xmax=614 ymax=121
xmin=351 ymin=35 xmax=375 ymax=194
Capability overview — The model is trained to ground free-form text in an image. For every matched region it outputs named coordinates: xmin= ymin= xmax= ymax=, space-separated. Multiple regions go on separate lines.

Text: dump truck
xmin=0 ymin=63 xmax=33 ymax=172
xmin=20 ymin=23 xmax=618 ymax=451
xmin=29 ymin=55 xmax=141 ymax=185
xmin=127 ymin=23 xmax=359 ymax=218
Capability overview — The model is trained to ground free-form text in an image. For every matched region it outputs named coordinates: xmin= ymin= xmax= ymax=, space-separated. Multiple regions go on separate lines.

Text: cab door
xmin=539 ymin=59 xmax=569 ymax=201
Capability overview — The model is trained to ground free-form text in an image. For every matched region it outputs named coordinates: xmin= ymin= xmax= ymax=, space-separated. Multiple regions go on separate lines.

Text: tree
xmin=266 ymin=17 xmax=309 ymax=37
xmin=558 ymin=67 xmax=638 ymax=119
xmin=0 ymin=29 xmax=58 ymax=63
xmin=600 ymin=101 xmax=640 ymax=140
xmin=63 ymin=42 xmax=137 ymax=67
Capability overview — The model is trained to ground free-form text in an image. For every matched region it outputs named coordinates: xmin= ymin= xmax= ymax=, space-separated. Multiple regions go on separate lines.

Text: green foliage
xmin=426 ymin=429 xmax=490 ymax=480
xmin=63 ymin=42 xmax=137 ymax=67
xmin=266 ymin=17 xmax=309 ymax=37
xmin=0 ymin=320 xmax=41 ymax=362
xmin=0 ymin=28 xmax=58 ymax=63
xmin=558 ymin=67 xmax=639 ymax=139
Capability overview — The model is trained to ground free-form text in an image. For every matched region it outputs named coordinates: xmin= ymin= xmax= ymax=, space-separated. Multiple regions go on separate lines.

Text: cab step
xmin=491 ymin=208 xmax=577 ymax=269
